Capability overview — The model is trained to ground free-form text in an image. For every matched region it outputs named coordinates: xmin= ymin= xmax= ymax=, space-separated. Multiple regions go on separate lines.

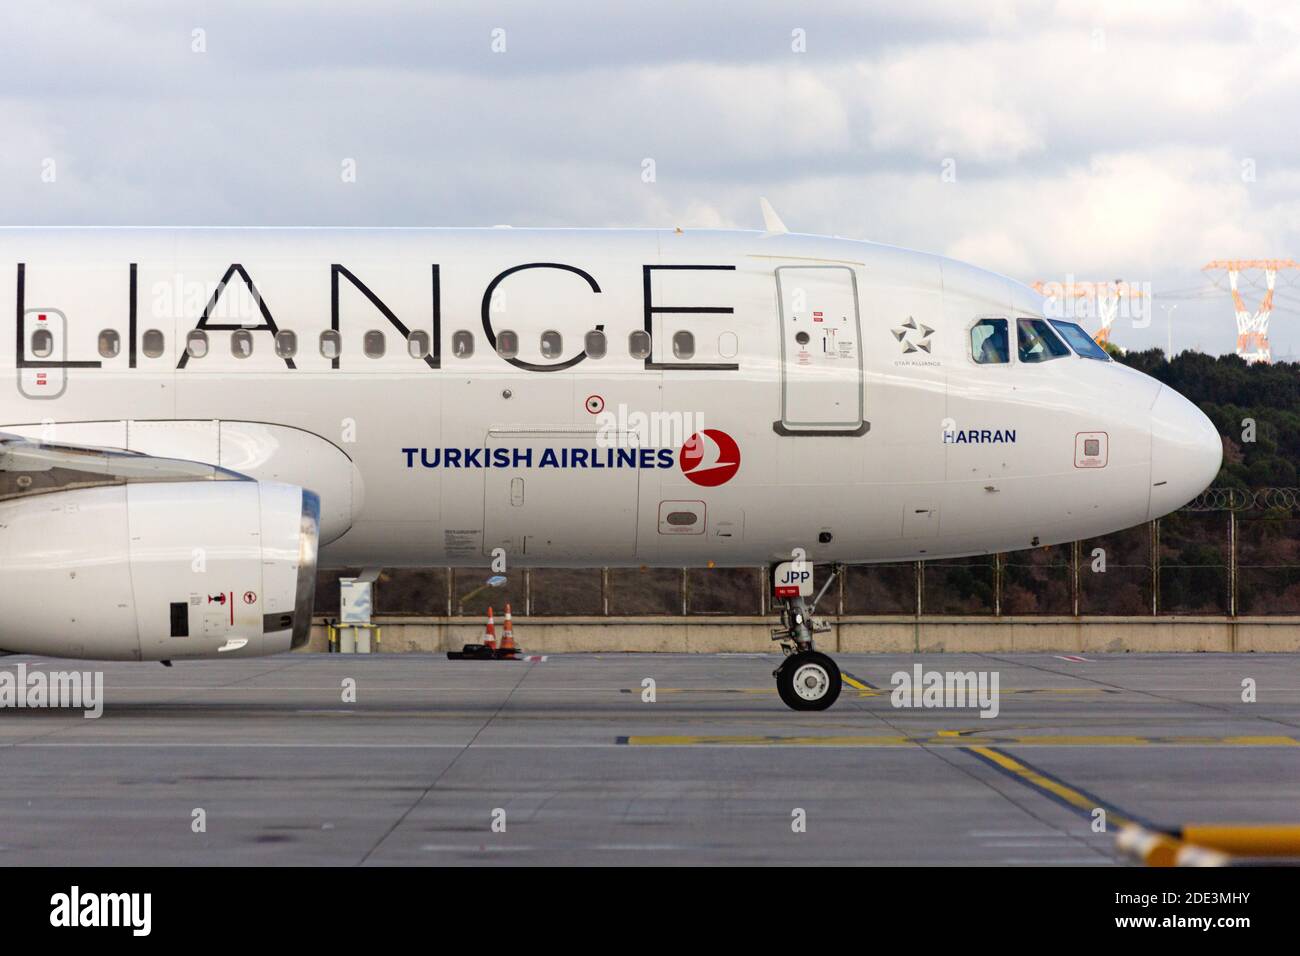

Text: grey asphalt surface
xmin=0 ymin=652 xmax=1296 ymax=865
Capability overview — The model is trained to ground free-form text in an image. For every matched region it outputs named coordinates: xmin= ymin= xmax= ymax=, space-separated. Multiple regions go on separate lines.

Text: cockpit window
xmin=1017 ymin=318 xmax=1070 ymax=363
xmin=971 ymin=318 xmax=1009 ymax=365
xmin=1049 ymin=320 xmax=1111 ymax=361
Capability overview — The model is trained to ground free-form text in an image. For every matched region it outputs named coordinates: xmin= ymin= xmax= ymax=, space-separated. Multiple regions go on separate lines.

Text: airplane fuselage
xmin=0 ymin=227 xmax=1221 ymax=569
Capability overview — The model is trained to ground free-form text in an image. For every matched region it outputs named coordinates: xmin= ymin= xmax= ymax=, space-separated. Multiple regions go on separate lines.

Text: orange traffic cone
xmin=484 ymin=606 xmax=497 ymax=651
xmin=500 ymin=604 xmax=517 ymax=656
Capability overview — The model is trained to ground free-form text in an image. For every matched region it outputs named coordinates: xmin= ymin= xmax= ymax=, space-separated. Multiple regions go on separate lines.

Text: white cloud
xmin=856 ymin=51 xmax=1044 ymax=162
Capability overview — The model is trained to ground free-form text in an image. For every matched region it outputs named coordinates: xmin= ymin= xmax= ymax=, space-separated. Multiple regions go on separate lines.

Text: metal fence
xmin=317 ymin=489 xmax=1300 ymax=618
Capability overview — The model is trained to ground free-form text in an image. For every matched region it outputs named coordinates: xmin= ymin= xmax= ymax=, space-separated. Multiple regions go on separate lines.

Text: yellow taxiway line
xmin=966 ymin=745 xmax=1139 ymax=829
xmin=618 ymin=734 xmax=1299 ymax=747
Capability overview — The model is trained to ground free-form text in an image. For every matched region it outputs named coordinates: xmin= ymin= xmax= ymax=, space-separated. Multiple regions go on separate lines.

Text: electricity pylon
xmin=1030 ymin=279 xmax=1147 ymax=345
xmin=1202 ymin=260 xmax=1299 ymax=364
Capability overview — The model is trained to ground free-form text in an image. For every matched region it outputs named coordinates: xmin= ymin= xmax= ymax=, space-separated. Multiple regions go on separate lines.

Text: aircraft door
xmin=773 ymin=266 xmax=866 ymax=435
xmin=19 ymin=308 xmax=68 ymax=399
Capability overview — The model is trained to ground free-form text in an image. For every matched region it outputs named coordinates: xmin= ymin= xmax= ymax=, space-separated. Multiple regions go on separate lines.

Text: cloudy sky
xmin=5 ymin=1 xmax=1300 ymax=357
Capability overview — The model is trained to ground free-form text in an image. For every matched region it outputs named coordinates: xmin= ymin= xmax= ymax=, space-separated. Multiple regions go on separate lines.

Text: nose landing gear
xmin=770 ymin=561 xmax=843 ymax=711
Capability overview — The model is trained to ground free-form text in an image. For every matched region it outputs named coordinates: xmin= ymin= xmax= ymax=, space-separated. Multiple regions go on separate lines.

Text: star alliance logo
xmin=891 ymin=316 xmax=939 ymax=366
xmin=892 ymin=316 xmax=934 ymax=354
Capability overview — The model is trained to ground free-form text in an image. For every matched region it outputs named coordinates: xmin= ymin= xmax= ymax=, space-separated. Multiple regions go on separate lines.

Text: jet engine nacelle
xmin=0 ymin=481 xmax=318 ymax=660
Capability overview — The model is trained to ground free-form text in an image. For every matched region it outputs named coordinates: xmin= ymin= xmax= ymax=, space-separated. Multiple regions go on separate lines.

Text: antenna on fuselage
xmin=759 ymin=197 xmax=789 ymax=235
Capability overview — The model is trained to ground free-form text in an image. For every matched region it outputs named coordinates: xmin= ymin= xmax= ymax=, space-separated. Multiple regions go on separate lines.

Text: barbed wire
xmin=1182 ymin=487 xmax=1300 ymax=512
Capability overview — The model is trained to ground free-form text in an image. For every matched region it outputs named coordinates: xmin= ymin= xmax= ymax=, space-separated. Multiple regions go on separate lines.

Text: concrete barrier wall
xmin=307 ymin=616 xmax=1300 ymax=654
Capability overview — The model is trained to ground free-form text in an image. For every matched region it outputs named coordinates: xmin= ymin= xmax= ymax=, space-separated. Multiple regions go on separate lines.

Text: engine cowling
xmin=0 ymin=480 xmax=318 ymax=660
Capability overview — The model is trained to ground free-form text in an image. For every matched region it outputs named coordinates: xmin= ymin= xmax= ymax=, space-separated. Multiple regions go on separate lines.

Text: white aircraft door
xmin=773 ymin=266 xmax=867 ymax=435
xmin=19 ymin=308 xmax=68 ymax=399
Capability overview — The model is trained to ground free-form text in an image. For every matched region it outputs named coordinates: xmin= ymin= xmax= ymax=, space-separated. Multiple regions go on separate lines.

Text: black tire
xmin=776 ymin=651 xmax=842 ymax=711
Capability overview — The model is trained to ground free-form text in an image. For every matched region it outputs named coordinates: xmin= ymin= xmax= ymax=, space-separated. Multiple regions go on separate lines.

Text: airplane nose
xmin=1148 ymin=385 xmax=1223 ymax=519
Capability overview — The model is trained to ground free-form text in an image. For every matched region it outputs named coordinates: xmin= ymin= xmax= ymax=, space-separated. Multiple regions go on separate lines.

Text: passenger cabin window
xmin=98 ymin=329 xmax=120 ymax=358
xmin=672 ymin=330 xmax=695 ymax=360
xmin=1050 ymin=320 xmax=1110 ymax=361
xmin=142 ymin=329 xmax=165 ymax=359
xmin=496 ymin=329 xmax=519 ymax=359
xmin=186 ymin=330 xmax=209 ymax=358
xmin=275 ymin=330 xmax=298 ymax=359
xmin=540 ymin=330 xmax=562 ymax=359
xmin=407 ymin=330 xmax=430 ymax=359
xmin=319 ymin=330 xmax=341 ymax=360
xmin=30 ymin=328 xmax=53 ymax=358
xmin=584 ymin=329 xmax=606 ymax=359
xmin=1017 ymin=317 xmax=1070 ymax=363
xmin=231 ymin=329 xmax=253 ymax=358
xmin=628 ymin=330 xmax=651 ymax=359
xmin=364 ymin=330 xmax=385 ymax=358
xmin=452 ymin=330 xmax=474 ymax=358
xmin=970 ymin=319 xmax=1008 ymax=365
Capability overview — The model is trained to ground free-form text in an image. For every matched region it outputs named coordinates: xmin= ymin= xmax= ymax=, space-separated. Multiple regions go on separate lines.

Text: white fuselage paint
xmin=0 ymin=227 xmax=1222 ymax=569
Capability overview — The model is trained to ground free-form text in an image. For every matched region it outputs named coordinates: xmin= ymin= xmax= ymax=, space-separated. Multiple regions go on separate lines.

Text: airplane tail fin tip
xmin=759 ymin=197 xmax=789 ymax=235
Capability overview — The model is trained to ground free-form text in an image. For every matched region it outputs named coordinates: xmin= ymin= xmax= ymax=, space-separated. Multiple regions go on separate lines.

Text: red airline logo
xmin=679 ymin=429 xmax=741 ymax=487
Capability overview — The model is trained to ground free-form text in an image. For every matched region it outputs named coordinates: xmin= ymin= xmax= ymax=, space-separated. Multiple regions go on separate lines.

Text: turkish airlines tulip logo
xmin=679 ymin=429 xmax=741 ymax=487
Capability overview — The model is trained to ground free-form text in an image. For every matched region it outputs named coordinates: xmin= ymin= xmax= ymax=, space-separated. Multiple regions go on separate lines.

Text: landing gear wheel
xmin=776 ymin=650 xmax=842 ymax=711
